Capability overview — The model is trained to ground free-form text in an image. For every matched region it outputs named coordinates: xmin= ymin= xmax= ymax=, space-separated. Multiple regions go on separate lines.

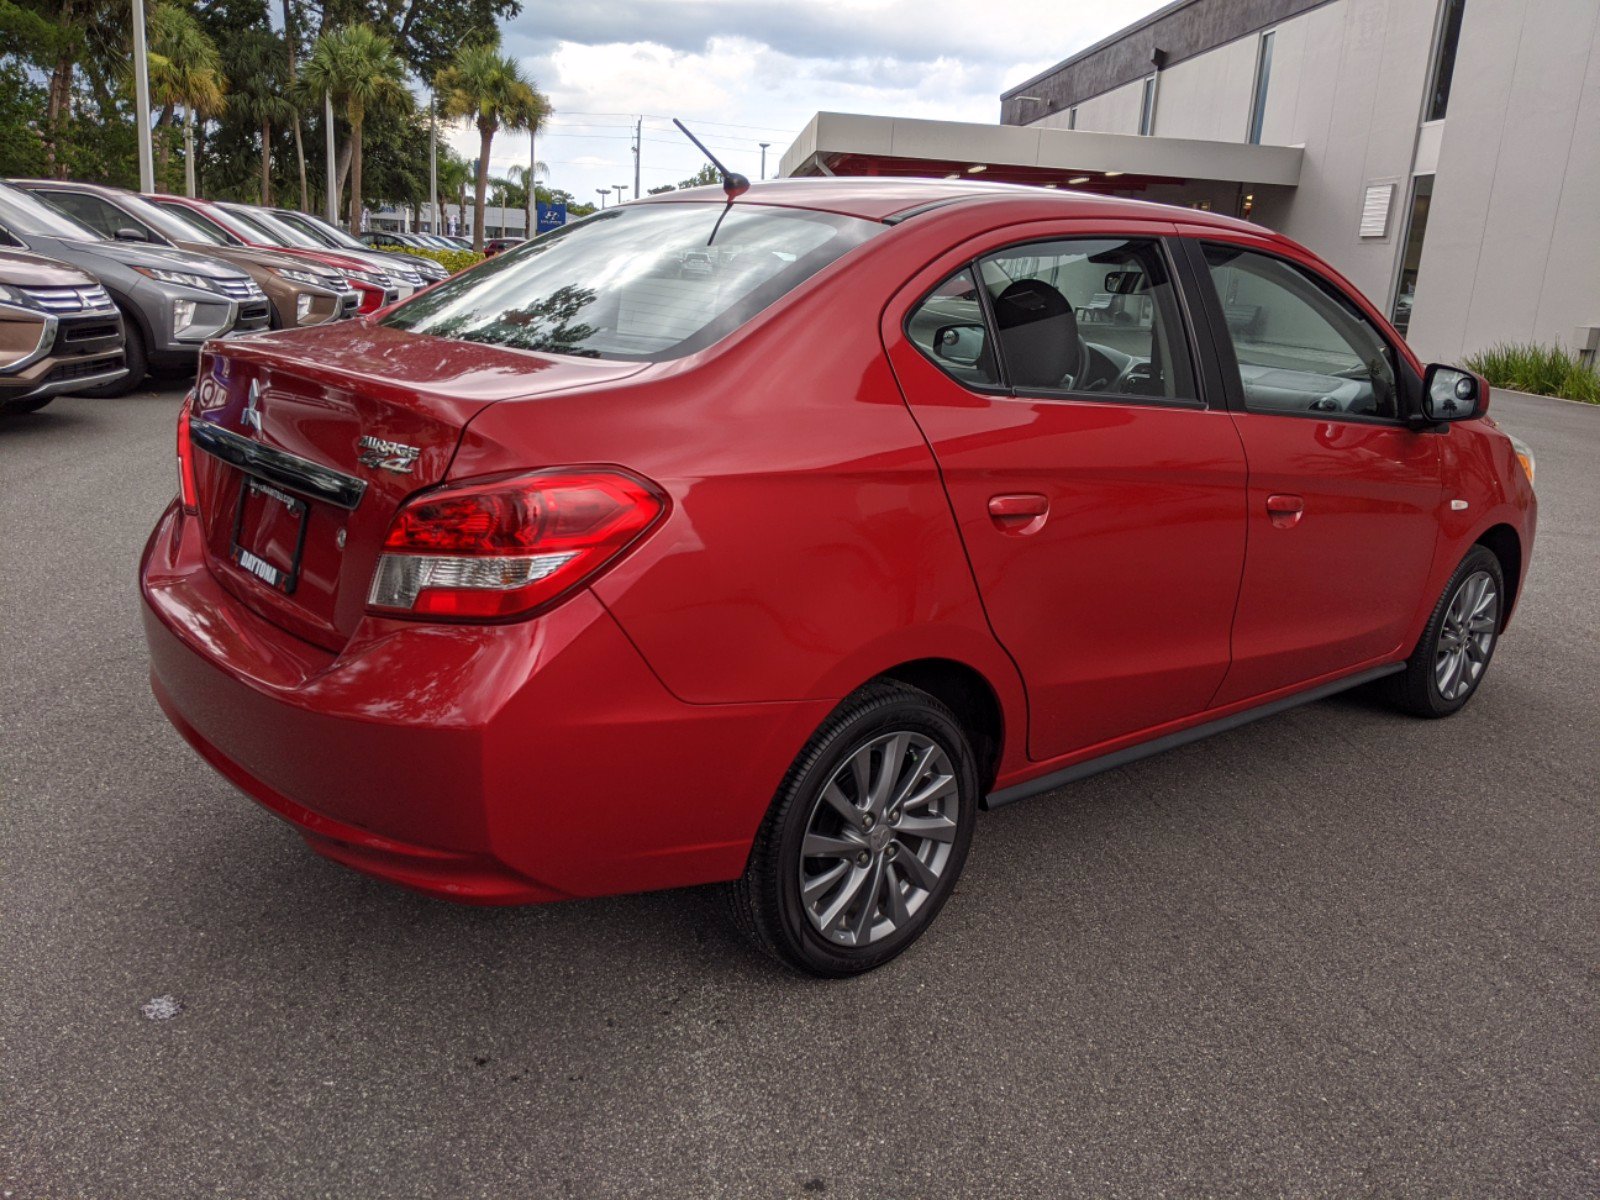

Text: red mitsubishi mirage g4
xmin=141 ymin=179 xmax=1537 ymax=976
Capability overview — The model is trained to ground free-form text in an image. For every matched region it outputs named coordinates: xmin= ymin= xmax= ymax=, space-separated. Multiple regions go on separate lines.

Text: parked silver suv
xmin=0 ymin=182 xmax=268 ymax=395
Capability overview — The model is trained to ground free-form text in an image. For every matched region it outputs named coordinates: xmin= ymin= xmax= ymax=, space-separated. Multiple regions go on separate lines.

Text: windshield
xmin=382 ymin=203 xmax=881 ymax=361
xmin=223 ymin=205 xmax=321 ymax=249
xmin=275 ymin=210 xmax=361 ymax=251
xmin=150 ymin=201 xmax=243 ymax=246
xmin=119 ymin=193 xmax=233 ymax=246
xmin=0 ymin=184 xmax=102 ymax=240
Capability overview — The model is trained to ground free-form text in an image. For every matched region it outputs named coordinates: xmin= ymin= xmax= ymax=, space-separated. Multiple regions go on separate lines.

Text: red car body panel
xmin=139 ymin=180 xmax=1536 ymax=905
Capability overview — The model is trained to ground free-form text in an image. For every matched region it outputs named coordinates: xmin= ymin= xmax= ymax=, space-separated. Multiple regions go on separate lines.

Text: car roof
xmin=635 ymin=176 xmax=1264 ymax=233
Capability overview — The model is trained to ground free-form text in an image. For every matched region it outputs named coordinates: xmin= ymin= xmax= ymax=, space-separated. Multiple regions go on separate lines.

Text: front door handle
xmin=988 ymin=493 xmax=1049 ymax=534
xmin=1266 ymin=493 xmax=1305 ymax=529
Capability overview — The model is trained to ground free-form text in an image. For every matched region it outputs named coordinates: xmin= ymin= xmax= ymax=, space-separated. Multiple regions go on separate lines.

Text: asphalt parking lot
xmin=2 ymin=381 xmax=1596 ymax=1199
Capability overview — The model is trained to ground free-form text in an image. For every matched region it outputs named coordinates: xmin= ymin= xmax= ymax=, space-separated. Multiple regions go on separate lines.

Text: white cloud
xmin=437 ymin=0 xmax=1168 ymax=208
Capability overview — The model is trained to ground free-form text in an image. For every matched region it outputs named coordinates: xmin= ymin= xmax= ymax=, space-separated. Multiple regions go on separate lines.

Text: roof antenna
xmin=673 ymin=119 xmax=750 ymax=200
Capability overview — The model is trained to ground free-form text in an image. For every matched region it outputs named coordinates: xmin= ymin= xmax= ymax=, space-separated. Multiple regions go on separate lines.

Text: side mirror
xmin=932 ymin=323 xmax=987 ymax=367
xmin=1422 ymin=363 xmax=1485 ymax=422
xmin=114 ymin=226 xmax=150 ymax=242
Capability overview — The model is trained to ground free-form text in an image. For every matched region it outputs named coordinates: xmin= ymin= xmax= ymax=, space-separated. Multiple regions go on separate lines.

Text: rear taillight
xmin=367 ymin=469 xmax=666 ymax=620
xmin=177 ymin=395 xmax=199 ymax=514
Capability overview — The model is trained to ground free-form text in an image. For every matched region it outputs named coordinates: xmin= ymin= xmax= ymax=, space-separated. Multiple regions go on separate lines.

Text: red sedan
xmin=140 ymin=180 xmax=1537 ymax=976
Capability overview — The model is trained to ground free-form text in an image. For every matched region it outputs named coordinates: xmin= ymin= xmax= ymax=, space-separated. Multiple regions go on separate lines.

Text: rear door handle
xmin=1266 ymin=493 xmax=1305 ymax=529
xmin=988 ymin=493 xmax=1049 ymax=534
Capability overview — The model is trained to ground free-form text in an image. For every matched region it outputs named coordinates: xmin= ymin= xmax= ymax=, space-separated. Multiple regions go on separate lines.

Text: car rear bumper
xmin=140 ymin=503 xmax=829 ymax=904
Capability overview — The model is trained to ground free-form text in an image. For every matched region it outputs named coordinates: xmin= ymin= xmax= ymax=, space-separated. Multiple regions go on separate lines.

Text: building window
xmin=1391 ymin=175 xmax=1435 ymax=334
xmin=1067 ymin=106 xmax=1078 ymax=130
xmin=1426 ymin=0 xmax=1467 ymax=120
xmin=1248 ymin=30 xmax=1275 ymax=144
xmin=1138 ymin=75 xmax=1157 ymax=135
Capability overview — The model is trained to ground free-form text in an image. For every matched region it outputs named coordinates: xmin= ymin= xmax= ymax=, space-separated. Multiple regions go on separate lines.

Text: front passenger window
xmin=1202 ymin=244 xmax=1400 ymax=419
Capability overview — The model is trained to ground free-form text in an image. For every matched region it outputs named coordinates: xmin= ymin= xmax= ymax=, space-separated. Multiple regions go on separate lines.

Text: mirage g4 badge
xmin=357 ymin=435 xmax=421 ymax=474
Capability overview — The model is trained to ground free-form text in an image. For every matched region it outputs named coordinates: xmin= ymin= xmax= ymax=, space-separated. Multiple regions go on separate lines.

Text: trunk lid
xmin=189 ymin=322 xmax=647 ymax=649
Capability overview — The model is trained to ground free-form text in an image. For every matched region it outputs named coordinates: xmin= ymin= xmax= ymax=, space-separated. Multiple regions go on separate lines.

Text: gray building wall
xmin=1012 ymin=0 xmax=1600 ymax=364
xmin=1406 ymin=0 xmax=1600 ymax=362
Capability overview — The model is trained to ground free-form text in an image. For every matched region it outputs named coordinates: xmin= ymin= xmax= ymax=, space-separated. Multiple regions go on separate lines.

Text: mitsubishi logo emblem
xmin=242 ymin=379 xmax=263 ymax=432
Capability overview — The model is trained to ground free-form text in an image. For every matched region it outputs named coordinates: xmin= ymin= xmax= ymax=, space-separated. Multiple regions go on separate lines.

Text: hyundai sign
xmin=535 ymin=201 xmax=567 ymax=234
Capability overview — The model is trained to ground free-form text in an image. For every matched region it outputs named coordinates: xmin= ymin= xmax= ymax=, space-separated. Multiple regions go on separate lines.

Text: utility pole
xmin=428 ymin=95 xmax=437 ymax=235
xmin=633 ymin=117 xmax=642 ymax=199
xmin=324 ymin=92 xmax=338 ymax=225
xmin=527 ymin=124 xmax=537 ymax=237
xmin=130 ymin=0 xmax=155 ymax=191
xmin=759 ymin=142 xmax=770 ymax=180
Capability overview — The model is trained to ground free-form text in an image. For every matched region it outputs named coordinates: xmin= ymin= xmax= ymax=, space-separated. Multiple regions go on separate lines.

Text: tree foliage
xmin=434 ymin=34 xmax=547 ymax=251
xmin=0 ymin=0 xmax=532 ymax=229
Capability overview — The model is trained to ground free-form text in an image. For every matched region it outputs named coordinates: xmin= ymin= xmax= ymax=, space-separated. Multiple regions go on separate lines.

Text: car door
xmin=883 ymin=222 xmax=1248 ymax=762
xmin=1176 ymin=236 xmax=1442 ymax=706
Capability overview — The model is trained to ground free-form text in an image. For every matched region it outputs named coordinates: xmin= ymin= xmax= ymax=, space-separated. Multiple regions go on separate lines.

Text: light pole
xmin=428 ymin=95 xmax=437 ymax=234
xmin=612 ymin=183 xmax=628 ymax=207
xmin=597 ymin=188 xmax=610 ymax=209
xmin=324 ymin=92 xmax=338 ymax=225
xmin=130 ymin=0 xmax=155 ymax=191
xmin=759 ymin=142 xmax=770 ymax=180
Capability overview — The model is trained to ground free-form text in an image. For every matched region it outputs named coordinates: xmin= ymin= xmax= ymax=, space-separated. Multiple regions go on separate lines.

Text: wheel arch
xmin=875 ymin=657 xmax=1005 ymax=793
xmin=1475 ymin=523 xmax=1523 ymax=624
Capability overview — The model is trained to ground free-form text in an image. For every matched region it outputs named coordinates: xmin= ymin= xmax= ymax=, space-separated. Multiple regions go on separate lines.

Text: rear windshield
xmin=381 ymin=203 xmax=882 ymax=361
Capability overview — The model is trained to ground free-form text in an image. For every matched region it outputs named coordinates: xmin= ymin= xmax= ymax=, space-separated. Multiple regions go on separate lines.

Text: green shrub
xmin=1464 ymin=340 xmax=1600 ymax=404
xmin=375 ymin=245 xmax=484 ymax=275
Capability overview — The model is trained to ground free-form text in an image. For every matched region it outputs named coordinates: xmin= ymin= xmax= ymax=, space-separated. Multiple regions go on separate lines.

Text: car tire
xmin=1386 ymin=545 xmax=1505 ymax=718
xmin=724 ymin=680 xmax=979 ymax=977
xmin=80 ymin=313 xmax=146 ymax=399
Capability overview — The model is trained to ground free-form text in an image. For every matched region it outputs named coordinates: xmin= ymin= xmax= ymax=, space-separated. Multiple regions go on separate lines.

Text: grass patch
xmin=1464 ymin=341 xmax=1600 ymax=404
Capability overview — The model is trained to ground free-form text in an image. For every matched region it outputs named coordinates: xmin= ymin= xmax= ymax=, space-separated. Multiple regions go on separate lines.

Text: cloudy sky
xmin=440 ymin=0 xmax=1169 ymax=209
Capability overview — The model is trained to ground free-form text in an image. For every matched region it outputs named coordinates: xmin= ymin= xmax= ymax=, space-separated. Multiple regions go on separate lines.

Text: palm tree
xmin=302 ymin=24 xmax=408 ymax=234
xmin=229 ymin=31 xmax=296 ymax=204
xmin=508 ymin=159 xmax=547 ymax=237
xmin=434 ymin=152 xmax=472 ymax=237
xmin=435 ymin=38 xmax=550 ymax=251
xmin=147 ymin=1 xmax=227 ymax=194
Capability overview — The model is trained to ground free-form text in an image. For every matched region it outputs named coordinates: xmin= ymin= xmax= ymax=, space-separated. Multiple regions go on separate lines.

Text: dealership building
xmin=780 ymin=0 xmax=1600 ymax=365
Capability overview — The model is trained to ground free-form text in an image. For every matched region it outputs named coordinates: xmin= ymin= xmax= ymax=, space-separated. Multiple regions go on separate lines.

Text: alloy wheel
xmin=1435 ymin=569 xmax=1499 ymax=701
xmin=797 ymin=731 xmax=961 ymax=947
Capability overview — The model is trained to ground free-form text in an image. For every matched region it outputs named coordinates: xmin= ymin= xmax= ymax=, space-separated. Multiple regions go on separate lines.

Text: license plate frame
xmin=230 ymin=475 xmax=309 ymax=594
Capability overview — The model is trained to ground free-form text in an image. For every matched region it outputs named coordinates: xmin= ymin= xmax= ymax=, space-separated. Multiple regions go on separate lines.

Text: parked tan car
xmin=0 ymin=249 xmax=125 ymax=414
xmin=13 ymin=181 xmax=360 ymax=330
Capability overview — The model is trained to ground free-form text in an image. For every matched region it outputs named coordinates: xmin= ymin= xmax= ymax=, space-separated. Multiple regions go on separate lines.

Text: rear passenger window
xmin=906 ymin=268 xmax=1000 ymax=388
xmin=1202 ymin=244 xmax=1400 ymax=420
xmin=977 ymin=238 xmax=1197 ymax=402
